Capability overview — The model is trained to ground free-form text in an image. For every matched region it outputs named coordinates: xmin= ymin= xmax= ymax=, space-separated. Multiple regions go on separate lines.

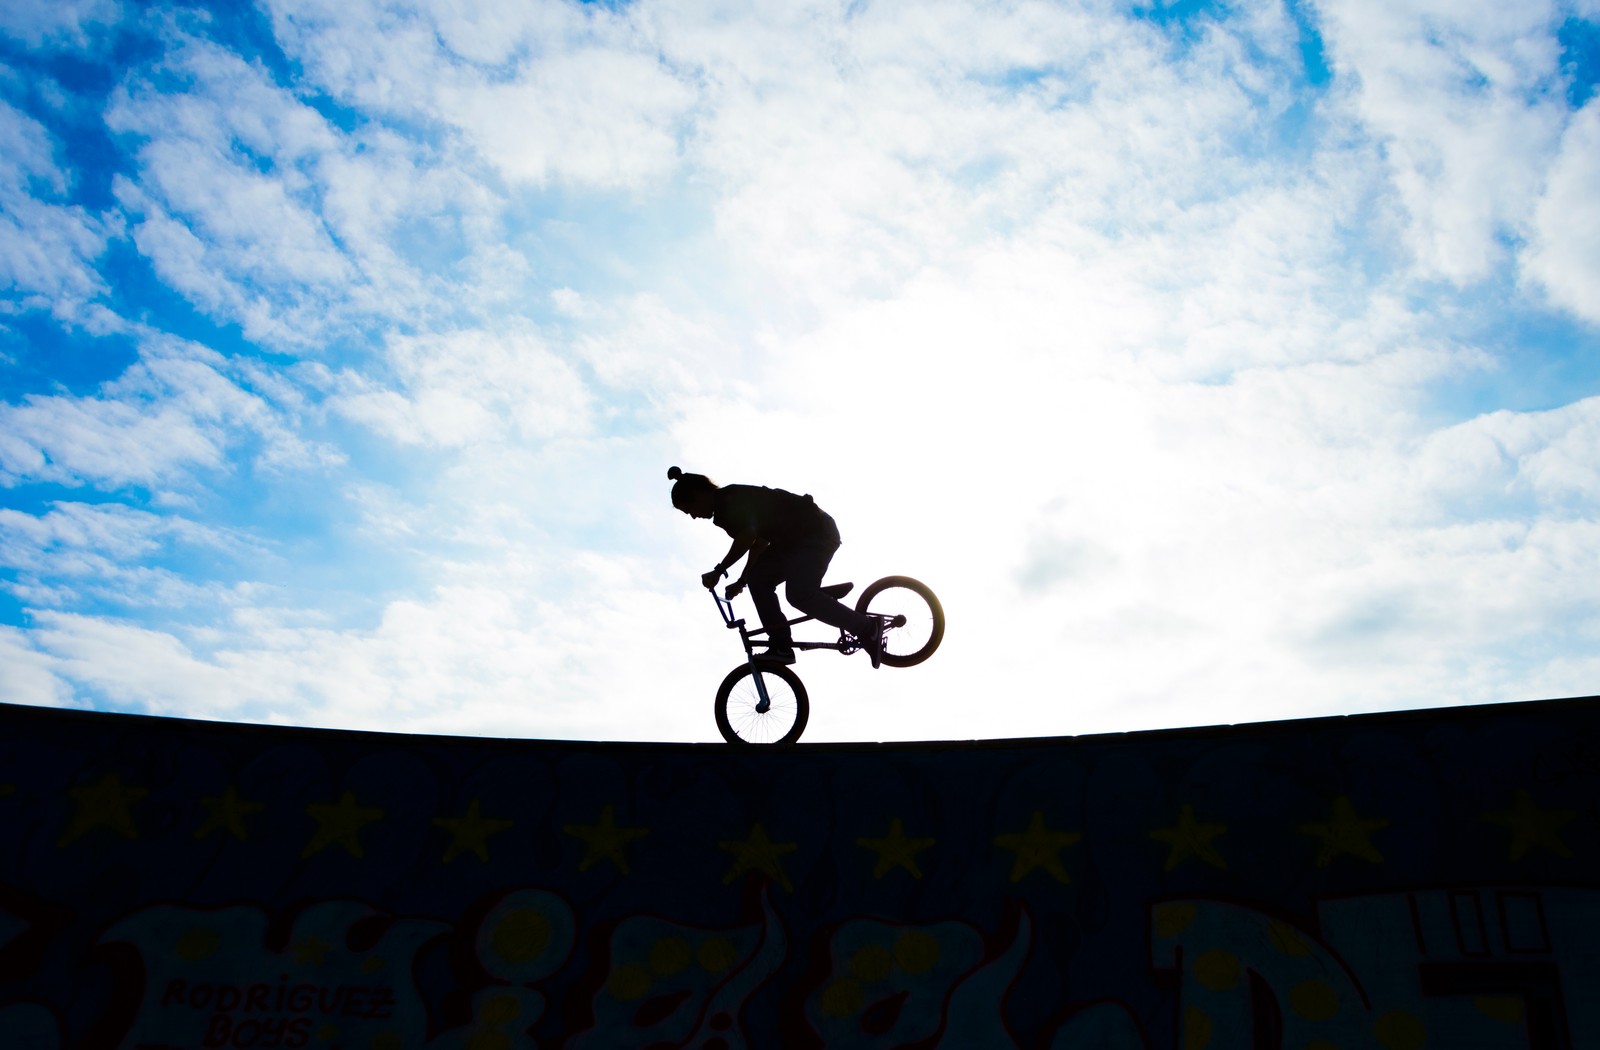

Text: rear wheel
xmin=715 ymin=663 xmax=810 ymax=745
xmin=857 ymin=576 xmax=944 ymax=667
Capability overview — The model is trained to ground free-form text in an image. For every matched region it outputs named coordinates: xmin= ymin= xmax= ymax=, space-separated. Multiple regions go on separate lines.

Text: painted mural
xmin=2 ymin=696 xmax=1599 ymax=1049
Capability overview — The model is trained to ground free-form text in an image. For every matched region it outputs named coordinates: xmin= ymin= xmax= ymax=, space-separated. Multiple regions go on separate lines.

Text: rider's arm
xmin=708 ymin=532 xmax=771 ymax=598
xmin=714 ymin=536 xmax=750 ymax=576
xmin=729 ymin=537 xmax=769 ymax=586
xmin=703 ymin=530 xmax=757 ymax=589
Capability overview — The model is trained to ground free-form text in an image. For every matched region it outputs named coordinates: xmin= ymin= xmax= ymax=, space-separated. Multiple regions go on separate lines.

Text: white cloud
xmin=0 ymin=501 xmax=259 ymax=612
xmin=1417 ymin=396 xmax=1600 ymax=512
xmin=24 ymin=557 xmax=721 ymax=742
xmin=1525 ymin=98 xmax=1600 ymax=323
xmin=267 ymin=0 xmax=692 ymax=189
xmin=105 ymin=38 xmax=359 ymax=346
xmin=260 ymin=0 xmax=455 ymax=113
xmin=0 ymin=97 xmax=111 ymax=310
xmin=1317 ymin=0 xmax=1569 ymax=282
xmin=332 ymin=325 xmax=593 ymax=448
xmin=0 ymin=334 xmax=332 ymax=489
xmin=0 ymin=625 xmax=71 ymax=707
xmin=2 ymin=501 xmax=183 ymax=561
xmin=438 ymin=48 xmax=691 ymax=188
xmin=0 ymin=0 xmax=119 ymax=50
xmin=103 ymin=30 xmax=514 ymax=350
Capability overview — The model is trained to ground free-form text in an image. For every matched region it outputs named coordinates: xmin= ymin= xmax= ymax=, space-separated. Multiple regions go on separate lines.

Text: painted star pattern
xmin=994 ymin=811 xmax=1081 ymax=885
xmin=857 ymin=818 xmax=936 ymax=879
xmin=1151 ymin=804 xmax=1228 ymax=872
xmin=720 ymin=823 xmax=798 ymax=891
xmin=37 ymin=765 xmax=1593 ymax=883
xmin=1300 ymin=796 xmax=1389 ymax=867
xmin=196 ymin=786 xmax=266 ymax=842
xmin=1482 ymin=789 xmax=1576 ymax=862
xmin=563 ymin=804 xmax=649 ymax=874
xmin=434 ymin=800 xmax=515 ymax=863
xmin=302 ymin=791 xmax=385 ymax=860
xmin=58 ymin=771 xmax=147 ymax=847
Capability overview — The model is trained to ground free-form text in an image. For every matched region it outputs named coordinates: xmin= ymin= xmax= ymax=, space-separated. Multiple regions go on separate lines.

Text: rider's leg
xmin=782 ymin=542 xmax=876 ymax=639
xmin=745 ymin=554 xmax=794 ymax=655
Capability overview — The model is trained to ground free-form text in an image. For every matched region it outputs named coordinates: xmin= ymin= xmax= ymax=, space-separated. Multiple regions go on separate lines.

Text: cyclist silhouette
xmin=669 ymin=466 xmax=883 ymax=667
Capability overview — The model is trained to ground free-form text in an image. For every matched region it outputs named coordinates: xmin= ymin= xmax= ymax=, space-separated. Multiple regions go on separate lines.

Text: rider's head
xmin=668 ymin=466 xmax=718 ymax=519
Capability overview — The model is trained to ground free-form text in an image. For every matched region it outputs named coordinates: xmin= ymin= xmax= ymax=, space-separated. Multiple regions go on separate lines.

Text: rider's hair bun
xmin=668 ymin=466 xmax=683 ymax=481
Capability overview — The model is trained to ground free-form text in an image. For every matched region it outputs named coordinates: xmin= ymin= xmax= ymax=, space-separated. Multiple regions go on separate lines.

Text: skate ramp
xmin=2 ymin=696 xmax=1598 ymax=1048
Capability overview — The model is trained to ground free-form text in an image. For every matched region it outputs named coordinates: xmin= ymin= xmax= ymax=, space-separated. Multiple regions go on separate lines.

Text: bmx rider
xmin=669 ymin=466 xmax=883 ymax=668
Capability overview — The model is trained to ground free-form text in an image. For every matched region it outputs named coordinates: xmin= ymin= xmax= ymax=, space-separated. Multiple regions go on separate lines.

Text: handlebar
xmin=711 ymin=586 xmax=741 ymax=628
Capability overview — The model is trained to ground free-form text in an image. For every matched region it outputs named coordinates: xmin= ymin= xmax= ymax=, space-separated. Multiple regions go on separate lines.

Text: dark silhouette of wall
xmin=2 ymin=696 xmax=1598 ymax=1048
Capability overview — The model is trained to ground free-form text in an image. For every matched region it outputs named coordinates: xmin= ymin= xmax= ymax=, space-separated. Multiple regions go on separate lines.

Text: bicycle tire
xmin=856 ymin=576 xmax=945 ymax=668
xmin=714 ymin=663 xmax=810 ymax=745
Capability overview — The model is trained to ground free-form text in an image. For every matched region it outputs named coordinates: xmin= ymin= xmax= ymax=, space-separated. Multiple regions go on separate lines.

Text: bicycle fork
xmin=746 ymin=656 xmax=775 ymax=714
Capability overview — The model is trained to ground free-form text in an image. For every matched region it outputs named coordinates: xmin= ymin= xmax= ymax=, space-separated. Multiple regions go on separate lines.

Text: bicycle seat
xmin=821 ymin=581 xmax=853 ymax=599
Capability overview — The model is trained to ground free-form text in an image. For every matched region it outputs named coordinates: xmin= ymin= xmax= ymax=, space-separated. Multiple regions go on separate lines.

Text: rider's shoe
xmin=755 ymin=645 xmax=796 ymax=665
xmin=858 ymin=622 xmax=883 ymax=669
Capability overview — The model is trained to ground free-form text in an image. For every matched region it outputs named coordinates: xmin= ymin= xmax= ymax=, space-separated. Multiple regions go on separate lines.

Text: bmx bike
xmin=711 ymin=576 xmax=944 ymax=745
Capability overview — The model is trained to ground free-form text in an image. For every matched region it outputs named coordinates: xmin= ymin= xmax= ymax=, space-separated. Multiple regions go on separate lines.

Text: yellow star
xmin=857 ymin=817 xmax=936 ymax=879
xmin=563 ymin=804 xmax=648 ymax=874
xmin=1299 ymin=796 xmax=1389 ymax=867
xmin=719 ymin=822 xmax=798 ymax=892
xmin=435 ymin=799 xmax=515 ymax=863
xmin=1151 ymin=804 xmax=1227 ymax=872
xmin=1483 ymin=789 xmax=1576 ymax=861
xmin=195 ymin=785 xmax=266 ymax=842
xmin=993 ymin=810 xmax=1081 ymax=884
xmin=58 ymin=771 xmax=148 ymax=846
xmin=302 ymin=790 xmax=384 ymax=859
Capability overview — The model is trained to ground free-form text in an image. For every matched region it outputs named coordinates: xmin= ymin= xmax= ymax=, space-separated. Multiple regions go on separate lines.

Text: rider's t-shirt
xmin=713 ymin=485 xmax=838 ymax=547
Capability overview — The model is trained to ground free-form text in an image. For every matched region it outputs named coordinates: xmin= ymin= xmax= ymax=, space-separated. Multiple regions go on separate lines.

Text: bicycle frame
xmin=711 ymin=588 xmax=856 ymax=660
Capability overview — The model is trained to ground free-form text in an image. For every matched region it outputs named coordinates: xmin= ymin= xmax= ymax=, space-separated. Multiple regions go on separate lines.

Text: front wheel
xmin=715 ymin=663 xmax=810 ymax=745
xmin=857 ymin=576 xmax=945 ymax=667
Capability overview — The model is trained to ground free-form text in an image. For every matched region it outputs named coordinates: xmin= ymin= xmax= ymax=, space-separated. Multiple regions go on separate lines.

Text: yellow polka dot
xmin=894 ymin=930 xmax=940 ymax=975
xmin=698 ymin=937 xmax=738 ymax=974
xmin=369 ymin=1034 xmax=403 ymax=1050
xmin=1375 ymin=1010 xmax=1426 ymax=1050
xmin=1194 ymin=950 xmax=1240 ymax=990
xmin=1290 ymin=979 xmax=1339 ymax=1021
xmin=177 ymin=927 xmax=220 ymax=961
xmin=1155 ymin=903 xmax=1198 ymax=938
xmin=361 ymin=955 xmax=385 ymax=973
xmin=1476 ymin=996 xmax=1523 ymax=1023
xmin=1267 ymin=920 xmax=1311 ymax=957
xmin=464 ymin=1034 xmax=509 ymax=1050
xmin=480 ymin=995 xmax=520 ymax=1025
xmin=820 ymin=978 xmax=864 ymax=1018
xmin=850 ymin=943 xmax=894 ymax=983
xmin=649 ymin=937 xmax=692 ymax=977
xmin=1184 ymin=1007 xmax=1213 ymax=1050
xmin=607 ymin=964 xmax=651 ymax=1002
xmin=491 ymin=909 xmax=551 ymax=964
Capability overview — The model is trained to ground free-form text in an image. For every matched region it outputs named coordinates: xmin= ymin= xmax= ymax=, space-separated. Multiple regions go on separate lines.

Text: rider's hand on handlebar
xmin=701 ymin=567 xmax=725 ymax=590
xmin=726 ymin=580 xmax=746 ymax=599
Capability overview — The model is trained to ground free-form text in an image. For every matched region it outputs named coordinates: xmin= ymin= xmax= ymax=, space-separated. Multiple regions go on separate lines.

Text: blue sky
xmin=2 ymin=0 xmax=1599 ymax=743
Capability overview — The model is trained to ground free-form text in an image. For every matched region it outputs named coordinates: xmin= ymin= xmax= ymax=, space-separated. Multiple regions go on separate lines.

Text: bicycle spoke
xmin=722 ymin=670 xmax=802 ymax=744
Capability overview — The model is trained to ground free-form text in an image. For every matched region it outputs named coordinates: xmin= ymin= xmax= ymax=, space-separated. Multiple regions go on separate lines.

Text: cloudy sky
xmin=2 ymin=0 xmax=1598 ymax=744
